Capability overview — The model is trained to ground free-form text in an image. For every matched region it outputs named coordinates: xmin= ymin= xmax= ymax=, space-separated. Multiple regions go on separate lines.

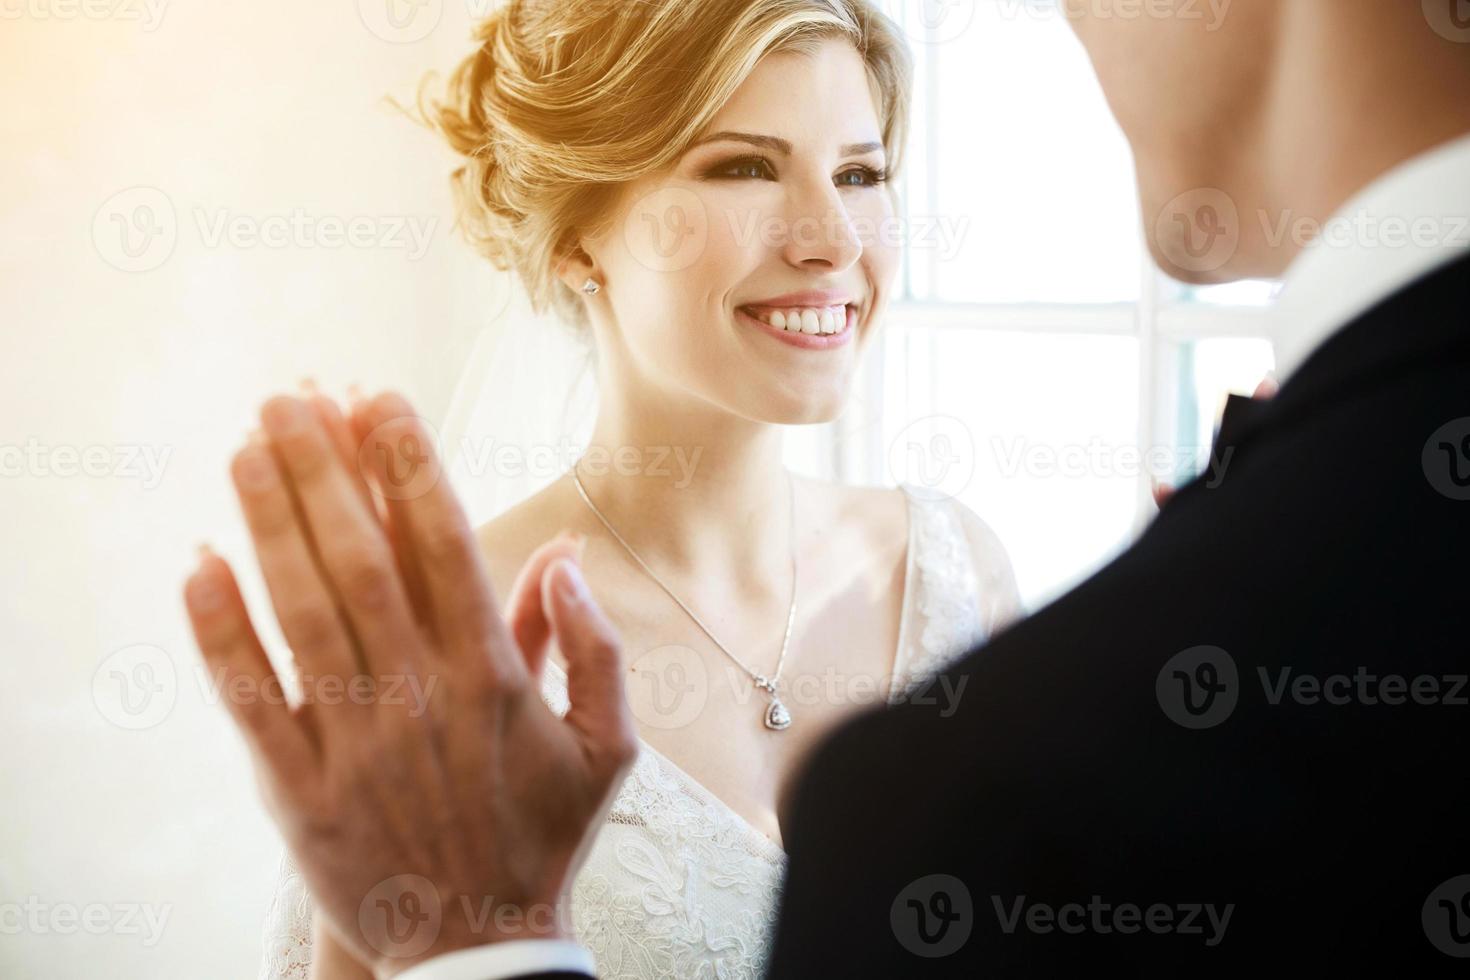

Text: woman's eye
xmin=837 ymin=166 xmax=889 ymax=188
xmin=706 ymin=156 xmax=775 ymax=181
xmin=702 ymin=157 xmax=889 ymax=186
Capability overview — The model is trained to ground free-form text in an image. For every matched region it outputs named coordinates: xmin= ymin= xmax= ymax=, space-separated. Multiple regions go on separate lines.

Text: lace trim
xmin=888 ymin=487 xmax=989 ymax=702
xmin=257 ymin=850 xmax=314 ymax=979
xmin=542 ymin=660 xmax=786 ymax=978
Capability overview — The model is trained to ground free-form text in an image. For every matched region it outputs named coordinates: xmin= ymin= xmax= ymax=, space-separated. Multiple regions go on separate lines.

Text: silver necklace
xmin=570 ymin=460 xmax=797 ymax=731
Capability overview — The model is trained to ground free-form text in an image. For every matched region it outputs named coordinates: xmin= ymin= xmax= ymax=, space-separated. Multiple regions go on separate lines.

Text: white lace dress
xmin=258 ymin=486 xmax=1021 ymax=979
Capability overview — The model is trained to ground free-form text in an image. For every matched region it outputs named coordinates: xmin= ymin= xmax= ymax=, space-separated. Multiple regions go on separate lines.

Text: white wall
xmin=0 ymin=3 xmax=514 ymax=975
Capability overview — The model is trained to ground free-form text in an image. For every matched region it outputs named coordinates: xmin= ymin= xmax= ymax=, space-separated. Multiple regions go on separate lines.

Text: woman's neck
xmin=575 ymin=393 xmax=796 ymax=590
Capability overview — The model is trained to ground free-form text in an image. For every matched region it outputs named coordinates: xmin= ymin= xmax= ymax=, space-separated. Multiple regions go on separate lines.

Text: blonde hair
xmin=418 ymin=0 xmax=913 ymax=329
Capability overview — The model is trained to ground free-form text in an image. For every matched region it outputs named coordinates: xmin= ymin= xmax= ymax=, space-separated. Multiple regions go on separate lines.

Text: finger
xmin=232 ymin=429 xmax=363 ymax=685
xmin=1253 ymin=374 xmax=1280 ymax=400
xmin=301 ymin=379 xmax=378 ymax=523
xmin=260 ymin=394 xmax=423 ymax=678
xmin=183 ymin=545 xmax=316 ymax=781
xmin=345 ymin=386 xmax=433 ymax=628
xmin=543 ymin=557 xmax=637 ymax=774
xmin=1150 ymin=476 xmax=1175 ymax=508
xmin=504 ymin=532 xmax=585 ymax=680
xmin=354 ymin=390 xmax=517 ymax=678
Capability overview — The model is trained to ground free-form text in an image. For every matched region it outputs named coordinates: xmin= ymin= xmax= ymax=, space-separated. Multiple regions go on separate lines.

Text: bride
xmin=261 ymin=0 xmax=1021 ymax=976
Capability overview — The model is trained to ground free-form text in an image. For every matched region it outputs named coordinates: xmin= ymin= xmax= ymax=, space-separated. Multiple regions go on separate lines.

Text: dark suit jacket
xmin=767 ymin=253 xmax=1470 ymax=976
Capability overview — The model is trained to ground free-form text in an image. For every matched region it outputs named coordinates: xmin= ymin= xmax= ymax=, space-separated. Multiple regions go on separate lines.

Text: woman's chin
xmin=747 ymin=387 xmax=851 ymax=426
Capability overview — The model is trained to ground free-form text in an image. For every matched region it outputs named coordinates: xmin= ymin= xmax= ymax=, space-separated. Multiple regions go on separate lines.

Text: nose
xmin=780 ymin=179 xmax=863 ymax=273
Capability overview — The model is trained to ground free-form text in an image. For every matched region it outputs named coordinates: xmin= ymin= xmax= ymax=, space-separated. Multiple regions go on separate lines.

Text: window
xmin=820 ymin=1 xmax=1281 ymax=608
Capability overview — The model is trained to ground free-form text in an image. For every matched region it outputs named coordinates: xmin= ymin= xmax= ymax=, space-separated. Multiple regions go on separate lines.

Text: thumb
xmin=543 ymin=558 xmax=637 ymax=770
xmin=504 ymin=532 xmax=584 ymax=680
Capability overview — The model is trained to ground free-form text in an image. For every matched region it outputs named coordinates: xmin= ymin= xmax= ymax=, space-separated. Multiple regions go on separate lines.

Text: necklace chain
xmin=570 ymin=459 xmax=798 ymax=730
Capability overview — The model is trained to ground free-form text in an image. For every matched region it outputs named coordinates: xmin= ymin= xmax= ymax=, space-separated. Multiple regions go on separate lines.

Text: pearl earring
xmin=581 ymin=277 xmax=601 ymax=295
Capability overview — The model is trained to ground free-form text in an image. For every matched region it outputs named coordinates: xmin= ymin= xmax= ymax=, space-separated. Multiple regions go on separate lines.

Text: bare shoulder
xmin=797 ymin=477 xmax=910 ymax=559
xmin=946 ymin=497 xmax=1013 ymax=572
xmin=472 ymin=476 xmax=589 ymax=598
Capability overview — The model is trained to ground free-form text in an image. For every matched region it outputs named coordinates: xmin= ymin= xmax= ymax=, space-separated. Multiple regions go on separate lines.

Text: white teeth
xmin=753 ymin=305 xmax=849 ymax=336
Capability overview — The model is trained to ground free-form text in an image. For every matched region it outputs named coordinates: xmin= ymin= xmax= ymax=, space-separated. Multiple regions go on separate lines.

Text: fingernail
xmin=262 ymin=396 xmax=308 ymax=436
xmin=553 ymin=558 xmax=589 ymax=604
xmin=188 ymin=545 xmax=223 ymax=611
xmin=558 ymin=529 xmax=588 ymax=561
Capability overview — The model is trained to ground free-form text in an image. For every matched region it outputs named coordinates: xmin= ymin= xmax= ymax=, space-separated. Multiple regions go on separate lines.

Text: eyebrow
xmin=687 ymin=130 xmax=885 ymax=158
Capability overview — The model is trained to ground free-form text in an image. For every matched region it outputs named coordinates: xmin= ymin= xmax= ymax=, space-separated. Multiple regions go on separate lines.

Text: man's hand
xmin=182 ymin=386 xmax=636 ymax=977
xmin=1152 ymin=374 xmax=1279 ymax=508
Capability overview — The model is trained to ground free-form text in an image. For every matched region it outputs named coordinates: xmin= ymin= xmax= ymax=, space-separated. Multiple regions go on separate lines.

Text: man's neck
xmin=1255 ymin=5 xmax=1470 ymax=274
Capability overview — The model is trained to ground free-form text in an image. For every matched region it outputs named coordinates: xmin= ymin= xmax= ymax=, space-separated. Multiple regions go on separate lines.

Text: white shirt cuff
xmin=392 ymin=939 xmax=595 ymax=980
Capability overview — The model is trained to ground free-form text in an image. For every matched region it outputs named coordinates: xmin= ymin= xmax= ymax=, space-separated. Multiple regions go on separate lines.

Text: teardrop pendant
xmin=764 ymin=697 xmax=791 ymax=731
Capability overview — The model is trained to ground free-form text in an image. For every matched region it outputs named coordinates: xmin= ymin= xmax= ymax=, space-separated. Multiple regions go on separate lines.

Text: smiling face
xmin=574 ymin=37 xmax=901 ymax=424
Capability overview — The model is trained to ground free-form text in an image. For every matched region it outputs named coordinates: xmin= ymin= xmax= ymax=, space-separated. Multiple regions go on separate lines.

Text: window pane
xmin=1174 ymin=337 xmax=1277 ymax=482
xmin=904 ymin=1 xmax=1143 ymax=304
xmin=1177 ymin=279 xmax=1283 ymax=307
xmin=881 ymin=325 xmax=1140 ymax=609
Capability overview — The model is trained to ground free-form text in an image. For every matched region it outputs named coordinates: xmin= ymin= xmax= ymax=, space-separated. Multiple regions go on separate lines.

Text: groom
xmin=185 ymin=0 xmax=1470 ymax=975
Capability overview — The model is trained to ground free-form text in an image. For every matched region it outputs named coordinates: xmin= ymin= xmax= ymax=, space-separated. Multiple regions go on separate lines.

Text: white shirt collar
xmin=1271 ymin=132 xmax=1470 ymax=382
